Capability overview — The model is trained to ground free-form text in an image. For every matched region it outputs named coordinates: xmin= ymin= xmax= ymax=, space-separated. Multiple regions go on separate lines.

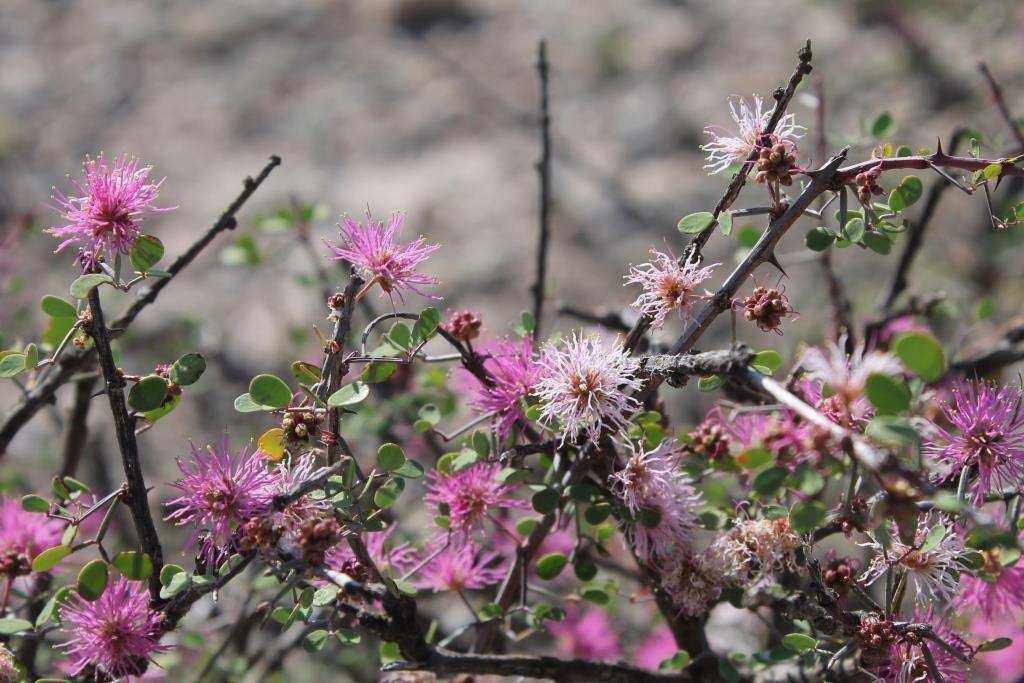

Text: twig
xmin=86 ymin=289 xmax=164 ymax=598
xmin=531 ymin=39 xmax=552 ymax=344
xmin=979 ymin=62 xmax=1024 ymax=151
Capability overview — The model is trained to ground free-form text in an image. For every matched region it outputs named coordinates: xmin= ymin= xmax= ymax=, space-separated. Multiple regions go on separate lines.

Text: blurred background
xmin=2 ymin=0 xmax=1024 ymax=680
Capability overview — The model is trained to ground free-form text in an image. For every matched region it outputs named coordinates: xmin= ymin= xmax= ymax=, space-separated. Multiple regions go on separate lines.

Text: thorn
xmin=935 ymin=137 xmax=944 ymax=158
xmin=764 ymin=251 xmax=788 ymax=277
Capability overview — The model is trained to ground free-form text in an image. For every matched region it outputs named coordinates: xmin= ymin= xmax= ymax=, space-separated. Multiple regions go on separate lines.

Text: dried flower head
xmin=609 ymin=441 xmax=701 ymax=562
xmin=924 ymin=380 xmax=1024 ymax=504
xmin=711 ymin=517 xmax=800 ymax=585
xmin=872 ymin=608 xmax=970 ymax=683
xmin=683 ymin=418 xmax=731 ymax=461
xmin=425 ymin=461 xmax=527 ymax=537
xmin=0 ymin=496 xmax=64 ymax=577
xmin=47 ymin=154 xmax=171 ymax=271
xmin=661 ymin=549 xmax=725 ymax=616
xmin=535 ymin=332 xmax=642 ymax=444
xmin=624 ymin=249 xmax=717 ymax=330
xmin=58 ymin=576 xmax=167 ymax=679
xmin=702 ymin=95 xmax=803 ymax=175
xmin=324 ymin=211 xmax=439 ymax=303
xmin=463 ymin=336 xmax=540 ymax=439
xmin=741 ymin=282 xmax=796 ymax=335
xmin=165 ymin=436 xmax=280 ymax=563
xmin=443 ymin=310 xmax=482 ymax=342
xmin=416 ymin=542 xmax=507 ymax=592
xmin=860 ymin=518 xmax=968 ymax=605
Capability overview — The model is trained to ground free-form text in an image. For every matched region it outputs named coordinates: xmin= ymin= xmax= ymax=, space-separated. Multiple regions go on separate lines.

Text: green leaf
xmin=865 ymin=373 xmax=911 ymax=412
xmin=862 ymin=232 xmax=892 ymax=255
xmin=112 ymin=551 xmax=153 ymax=580
xmin=982 ymin=163 xmax=1003 ymax=181
xmin=160 ymin=564 xmax=186 ymax=586
xmin=894 ymin=332 xmax=946 ymax=382
xmin=870 ymin=112 xmax=896 ymax=139
xmin=718 ymin=211 xmax=733 ymax=236
xmin=143 ymin=393 xmax=180 ymax=422
xmin=42 ymin=316 xmax=77 ymax=350
xmin=386 ymin=322 xmax=412 ymax=350
xmin=516 ymin=518 xmax=539 ymax=536
xmin=159 ymin=571 xmax=190 ymax=599
xmin=32 ymin=545 xmax=72 ymax=572
xmin=789 ymin=500 xmax=827 ymax=534
xmin=69 ymin=273 xmax=113 ymax=299
xmin=233 ymin=393 xmax=266 ymax=413
xmin=843 ymin=218 xmax=865 ymax=244
xmin=782 ymin=632 xmax=818 ymax=653
xmin=312 ymin=585 xmax=339 ymax=607
xmin=977 ymin=637 xmax=1013 ymax=652
xmin=127 ymin=375 xmax=169 ymax=412
xmin=535 ymin=552 xmax=568 ymax=580
xmin=392 ymin=459 xmax=425 ymax=479
xmin=76 ymin=560 xmax=109 ymax=601
xmin=889 ymin=176 xmax=923 ymax=211
xmin=361 ymin=361 xmax=397 ymax=384
xmin=752 ymin=350 xmax=783 ymax=375
xmin=291 ymin=361 xmax=322 ymax=384
xmin=23 ymin=343 xmax=38 ymax=369
xmin=41 ymin=295 xmax=77 ymax=318
xmin=373 ymin=481 xmax=402 ymax=509
xmin=976 ymin=298 xmax=994 ymax=321
xmin=659 ymin=650 xmax=692 ymax=671
xmin=532 ymin=488 xmax=560 ymax=514
xmin=698 ymin=375 xmax=723 ymax=392
xmin=36 ymin=586 xmax=73 ymax=627
xmin=0 ymin=618 xmax=32 ymax=635
xmin=752 ymin=467 xmax=788 ymax=497
xmin=920 ymin=524 xmax=946 ymax=553
xmin=866 ymin=415 xmax=919 ymax=445
xmin=804 ymin=226 xmax=835 ymax=252
xmin=336 ymin=628 xmax=361 ymax=645
xmin=303 ymin=629 xmax=330 ymax=653
xmin=413 ymin=307 xmax=441 ymax=343
xmin=328 ymin=382 xmax=369 ymax=407
xmin=169 ymin=353 xmax=206 ymax=386
xmin=585 ymin=502 xmax=612 ymax=525
xmin=677 ymin=211 xmax=715 ymax=234
xmin=21 ymin=494 xmax=49 ymax=513
xmin=736 ymin=447 xmax=772 ymax=470
xmin=378 ymin=443 xmax=406 ymax=472
xmin=248 ymin=374 xmax=292 ymax=408
xmin=0 ymin=353 xmax=26 ymax=378
xmin=130 ymin=234 xmax=165 ymax=272
xmin=574 ymin=559 xmax=598 ymax=582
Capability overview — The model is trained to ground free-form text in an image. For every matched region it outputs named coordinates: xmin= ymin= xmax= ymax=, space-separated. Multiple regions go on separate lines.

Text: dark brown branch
xmin=530 ymin=39 xmax=552 ymax=343
xmin=58 ymin=375 xmax=98 ymax=478
xmin=557 ymin=303 xmax=631 ymax=333
xmin=833 ymin=152 xmax=1024 ymax=184
xmin=952 ymin=323 xmax=1024 ymax=375
xmin=86 ymin=289 xmax=163 ymax=597
xmin=881 ymin=130 xmax=966 ymax=312
xmin=638 ymin=346 xmax=756 ymax=387
xmin=979 ymin=62 xmax=1024 ymax=151
xmin=0 ymin=155 xmax=282 ymax=457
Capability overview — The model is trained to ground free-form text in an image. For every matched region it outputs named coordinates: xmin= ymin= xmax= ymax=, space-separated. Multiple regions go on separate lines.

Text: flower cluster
xmin=624 ymin=249 xmax=718 ymax=329
xmin=701 ymin=94 xmax=803 ymax=175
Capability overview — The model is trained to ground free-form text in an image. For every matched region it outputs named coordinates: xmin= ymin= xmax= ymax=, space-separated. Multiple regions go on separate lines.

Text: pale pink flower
xmin=661 ymin=549 xmax=725 ymax=616
xmin=325 ymin=526 xmax=418 ymax=577
xmin=548 ymin=606 xmax=621 ymax=661
xmin=425 ymin=461 xmax=528 ymax=537
xmin=710 ymin=517 xmax=800 ymax=586
xmin=0 ymin=496 xmax=64 ymax=576
xmin=798 ymin=338 xmax=902 ymax=404
xmin=702 ymin=95 xmax=803 ymax=175
xmin=624 ymin=249 xmax=717 ymax=329
xmin=47 ymin=154 xmax=171 ymax=271
xmin=609 ymin=441 xmax=701 ymax=562
xmin=416 ymin=542 xmax=507 ymax=592
xmin=861 ymin=518 xmax=968 ymax=605
xmin=535 ymin=332 xmax=641 ymax=444
xmin=58 ymin=576 xmax=167 ymax=679
xmin=324 ymin=211 xmax=439 ymax=303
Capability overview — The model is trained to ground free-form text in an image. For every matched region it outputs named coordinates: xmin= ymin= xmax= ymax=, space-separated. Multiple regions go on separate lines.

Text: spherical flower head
xmin=624 ymin=249 xmax=717 ymax=330
xmin=701 ymin=95 xmax=803 ymax=175
xmin=860 ymin=517 xmax=968 ymax=605
xmin=165 ymin=436 xmax=281 ymax=563
xmin=873 ymin=608 xmax=970 ymax=683
xmin=740 ymin=281 xmax=796 ymax=335
xmin=547 ymin=606 xmax=621 ymax=661
xmin=609 ymin=441 xmax=701 ymax=563
xmin=711 ymin=517 xmax=800 ymax=586
xmin=661 ymin=549 xmax=724 ymax=617
xmin=0 ymin=496 xmax=64 ymax=577
xmin=534 ymin=332 xmax=642 ymax=445
xmin=416 ymin=542 xmax=508 ymax=592
xmin=425 ymin=461 xmax=528 ymax=537
xmin=324 ymin=211 xmax=439 ymax=304
xmin=798 ymin=337 xmax=902 ymax=406
xmin=635 ymin=625 xmax=676 ymax=670
xmin=326 ymin=526 xmax=418 ymax=577
xmin=462 ymin=336 xmax=540 ymax=439
xmin=47 ymin=154 xmax=171 ymax=271
xmin=58 ymin=576 xmax=167 ymax=679
xmin=924 ymin=380 xmax=1024 ymax=504
xmin=798 ymin=380 xmax=873 ymax=430
xmin=443 ymin=309 xmax=482 ymax=342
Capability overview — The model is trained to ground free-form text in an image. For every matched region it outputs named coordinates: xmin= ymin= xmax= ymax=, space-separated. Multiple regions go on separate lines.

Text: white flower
xmin=860 ymin=518 xmax=968 ymax=605
xmin=798 ymin=337 xmax=902 ymax=403
xmin=701 ymin=95 xmax=804 ymax=175
xmin=534 ymin=332 xmax=641 ymax=445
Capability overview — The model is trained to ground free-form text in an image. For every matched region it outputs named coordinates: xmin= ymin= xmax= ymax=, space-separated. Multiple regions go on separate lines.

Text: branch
xmin=952 ymin=323 xmax=1024 ymax=375
xmin=979 ymin=62 xmax=1024 ymax=151
xmin=638 ymin=346 xmax=756 ymax=387
xmin=0 ymin=156 xmax=282 ymax=456
xmin=530 ymin=39 xmax=552 ymax=343
xmin=86 ymin=289 xmax=164 ymax=598
xmin=833 ymin=152 xmax=1024 ymax=184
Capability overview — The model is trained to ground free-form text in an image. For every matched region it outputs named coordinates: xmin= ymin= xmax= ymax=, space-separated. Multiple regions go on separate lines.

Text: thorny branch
xmin=531 ymin=38 xmax=553 ymax=344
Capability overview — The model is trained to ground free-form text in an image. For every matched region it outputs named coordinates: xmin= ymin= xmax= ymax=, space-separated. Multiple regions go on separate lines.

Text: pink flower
xmin=958 ymin=561 xmax=1024 ymax=620
xmin=324 ymin=211 xmax=439 ymax=303
xmin=860 ymin=517 xmax=968 ymax=605
xmin=872 ymin=608 xmax=970 ymax=683
xmin=416 ymin=543 xmax=507 ymax=592
xmin=876 ymin=315 xmax=929 ymax=347
xmin=326 ymin=526 xmax=418 ymax=577
xmin=534 ymin=332 xmax=641 ymax=445
xmin=701 ymin=95 xmax=803 ymax=175
xmin=425 ymin=461 xmax=527 ymax=537
xmin=58 ymin=576 xmax=167 ymax=679
xmin=635 ymin=625 xmax=677 ymax=670
xmin=462 ymin=336 xmax=540 ymax=439
xmin=971 ymin=615 xmax=1024 ymax=682
xmin=548 ymin=606 xmax=621 ymax=661
xmin=47 ymin=154 xmax=171 ymax=271
xmin=624 ymin=249 xmax=717 ymax=329
xmin=706 ymin=405 xmax=813 ymax=469
xmin=798 ymin=338 xmax=902 ymax=405
xmin=924 ymin=380 xmax=1024 ymax=504
xmin=798 ymin=380 xmax=873 ymax=430
xmin=0 ymin=496 xmax=64 ymax=576
xmin=165 ymin=437 xmax=281 ymax=563
xmin=609 ymin=441 xmax=701 ymax=563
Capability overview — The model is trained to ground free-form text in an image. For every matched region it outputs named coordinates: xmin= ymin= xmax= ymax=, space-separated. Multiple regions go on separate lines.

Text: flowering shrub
xmin=3 ymin=38 xmax=1024 ymax=683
